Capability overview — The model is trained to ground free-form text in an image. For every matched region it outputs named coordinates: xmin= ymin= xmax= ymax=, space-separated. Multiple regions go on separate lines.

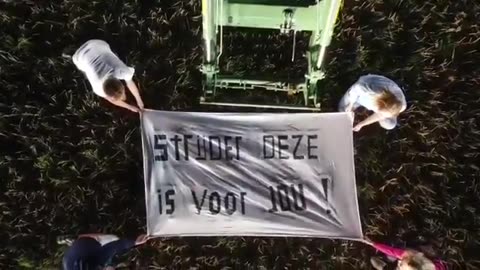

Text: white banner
xmin=141 ymin=110 xmax=363 ymax=240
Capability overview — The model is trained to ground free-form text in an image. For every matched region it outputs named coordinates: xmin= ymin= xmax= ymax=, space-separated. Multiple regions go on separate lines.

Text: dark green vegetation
xmin=1 ymin=0 xmax=479 ymax=269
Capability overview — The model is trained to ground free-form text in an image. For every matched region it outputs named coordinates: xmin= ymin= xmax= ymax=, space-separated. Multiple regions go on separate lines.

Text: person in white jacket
xmin=338 ymin=74 xmax=407 ymax=132
xmin=72 ymin=39 xmax=144 ymax=113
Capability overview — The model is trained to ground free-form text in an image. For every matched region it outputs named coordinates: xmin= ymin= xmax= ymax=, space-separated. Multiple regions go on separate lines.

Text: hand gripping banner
xmin=141 ymin=110 xmax=363 ymax=240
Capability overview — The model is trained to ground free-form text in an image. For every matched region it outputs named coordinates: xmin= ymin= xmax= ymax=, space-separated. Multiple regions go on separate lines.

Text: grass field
xmin=1 ymin=0 xmax=479 ymax=269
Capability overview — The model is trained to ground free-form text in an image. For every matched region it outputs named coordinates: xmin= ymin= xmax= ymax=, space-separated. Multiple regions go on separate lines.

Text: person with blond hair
xmin=363 ymin=239 xmax=447 ymax=270
xmin=72 ymin=39 xmax=144 ymax=113
xmin=338 ymin=74 xmax=407 ymax=132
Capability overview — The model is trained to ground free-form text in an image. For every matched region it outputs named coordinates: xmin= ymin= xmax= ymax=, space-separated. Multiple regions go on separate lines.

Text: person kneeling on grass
xmin=59 ymin=233 xmax=149 ymax=270
xmin=72 ymin=39 xmax=144 ymax=113
xmin=338 ymin=74 xmax=407 ymax=132
xmin=363 ymin=238 xmax=447 ymax=270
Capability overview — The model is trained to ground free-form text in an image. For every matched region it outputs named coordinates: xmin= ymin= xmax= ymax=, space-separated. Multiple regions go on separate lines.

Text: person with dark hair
xmin=60 ymin=233 xmax=149 ymax=270
xmin=72 ymin=39 xmax=144 ymax=113
xmin=363 ymin=239 xmax=447 ymax=270
xmin=338 ymin=74 xmax=407 ymax=132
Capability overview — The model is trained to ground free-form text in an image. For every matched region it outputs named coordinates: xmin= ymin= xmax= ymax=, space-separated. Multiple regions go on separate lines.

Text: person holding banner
xmin=338 ymin=74 xmax=407 ymax=132
xmin=72 ymin=39 xmax=144 ymax=113
xmin=364 ymin=239 xmax=447 ymax=270
xmin=60 ymin=233 xmax=149 ymax=270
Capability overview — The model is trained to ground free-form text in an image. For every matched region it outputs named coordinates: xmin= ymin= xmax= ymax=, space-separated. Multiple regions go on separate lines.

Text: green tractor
xmin=200 ymin=0 xmax=343 ymax=111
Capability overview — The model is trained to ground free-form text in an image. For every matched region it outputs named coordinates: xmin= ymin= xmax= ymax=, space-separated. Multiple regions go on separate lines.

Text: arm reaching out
xmin=126 ymin=80 xmax=144 ymax=110
xmin=96 ymin=234 xmax=151 ymax=268
xmin=134 ymin=234 xmax=150 ymax=246
xmin=370 ymin=242 xmax=406 ymax=259
xmin=106 ymin=97 xmax=139 ymax=113
xmin=78 ymin=233 xmax=108 ymax=238
xmin=78 ymin=234 xmax=120 ymax=245
xmin=362 ymin=238 xmax=405 ymax=259
xmin=353 ymin=112 xmax=388 ymax=132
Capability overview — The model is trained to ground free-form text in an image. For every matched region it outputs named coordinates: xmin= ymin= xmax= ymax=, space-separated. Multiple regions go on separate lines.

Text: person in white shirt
xmin=72 ymin=39 xmax=144 ymax=113
xmin=338 ymin=74 xmax=407 ymax=132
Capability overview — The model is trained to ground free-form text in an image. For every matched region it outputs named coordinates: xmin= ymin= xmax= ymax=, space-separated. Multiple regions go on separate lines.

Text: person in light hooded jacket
xmin=338 ymin=74 xmax=407 ymax=132
xmin=72 ymin=39 xmax=144 ymax=113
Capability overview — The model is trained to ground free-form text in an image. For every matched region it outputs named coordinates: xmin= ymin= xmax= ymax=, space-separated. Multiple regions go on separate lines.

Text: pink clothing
xmin=373 ymin=243 xmax=405 ymax=258
xmin=373 ymin=242 xmax=447 ymax=270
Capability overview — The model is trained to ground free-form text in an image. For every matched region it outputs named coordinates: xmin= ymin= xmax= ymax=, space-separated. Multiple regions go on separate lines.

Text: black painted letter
xmin=263 ymin=135 xmax=275 ymax=159
xmin=225 ymin=192 xmax=236 ymax=215
xmin=277 ymin=184 xmax=291 ymax=211
xmin=183 ymin=134 xmax=193 ymax=160
xmin=277 ymin=135 xmax=289 ymax=159
xmin=209 ymin=192 xmax=221 ymax=214
xmin=291 ymin=184 xmax=306 ymax=211
xmin=209 ymin=136 xmax=222 ymax=160
xmin=158 ymin=189 xmax=175 ymax=214
xmin=154 ymin=135 xmax=167 ymax=161
xmin=307 ymin=135 xmax=318 ymax=159
xmin=292 ymin=135 xmax=304 ymax=159
xmin=192 ymin=189 xmax=207 ymax=214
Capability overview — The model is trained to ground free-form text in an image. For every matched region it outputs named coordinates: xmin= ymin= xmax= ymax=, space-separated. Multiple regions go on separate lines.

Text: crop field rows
xmin=0 ymin=0 xmax=479 ymax=269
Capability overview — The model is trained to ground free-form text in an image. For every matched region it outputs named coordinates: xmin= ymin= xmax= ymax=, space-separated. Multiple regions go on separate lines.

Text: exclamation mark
xmin=321 ymin=177 xmax=331 ymax=214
